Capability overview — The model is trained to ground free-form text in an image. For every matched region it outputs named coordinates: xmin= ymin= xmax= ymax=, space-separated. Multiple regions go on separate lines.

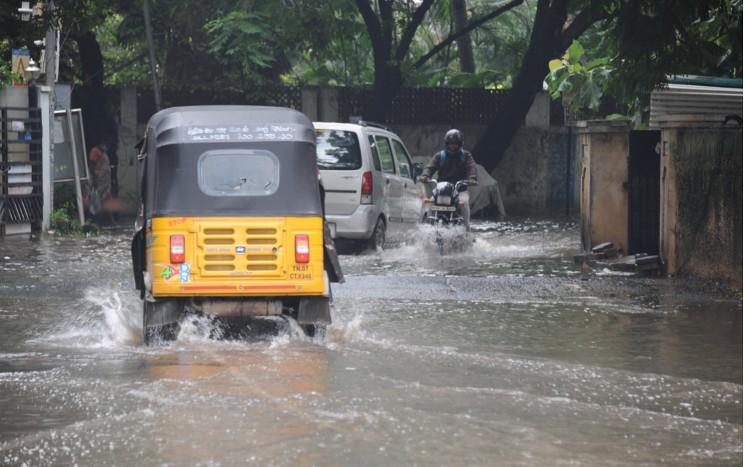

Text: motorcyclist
xmin=418 ymin=129 xmax=477 ymax=228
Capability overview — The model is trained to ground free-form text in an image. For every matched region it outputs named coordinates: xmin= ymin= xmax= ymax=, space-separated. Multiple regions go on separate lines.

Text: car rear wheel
xmin=367 ymin=217 xmax=386 ymax=251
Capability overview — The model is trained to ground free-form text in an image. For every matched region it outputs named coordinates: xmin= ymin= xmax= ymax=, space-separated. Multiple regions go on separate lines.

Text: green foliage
xmin=545 ymin=40 xmax=613 ymax=112
xmin=402 ymin=0 xmax=533 ymax=88
xmin=204 ymin=10 xmax=274 ymax=71
xmin=0 ymin=39 xmax=13 ymax=86
xmin=546 ymin=0 xmax=743 ymax=124
xmin=49 ymin=203 xmax=83 ymax=235
xmin=95 ymin=13 xmax=150 ymax=87
xmin=448 ymin=70 xmax=505 ymax=88
xmin=285 ymin=2 xmax=374 ymax=86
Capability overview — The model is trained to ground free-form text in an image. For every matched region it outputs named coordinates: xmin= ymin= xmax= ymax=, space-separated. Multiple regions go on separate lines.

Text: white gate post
xmin=38 ymin=85 xmax=52 ymax=231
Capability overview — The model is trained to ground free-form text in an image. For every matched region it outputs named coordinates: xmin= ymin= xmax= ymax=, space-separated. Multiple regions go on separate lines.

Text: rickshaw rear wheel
xmin=143 ymin=299 xmax=182 ymax=345
xmin=301 ymin=324 xmax=327 ymax=339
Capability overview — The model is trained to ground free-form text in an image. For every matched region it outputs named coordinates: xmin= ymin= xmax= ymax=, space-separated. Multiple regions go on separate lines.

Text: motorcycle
xmin=422 ymin=179 xmax=472 ymax=255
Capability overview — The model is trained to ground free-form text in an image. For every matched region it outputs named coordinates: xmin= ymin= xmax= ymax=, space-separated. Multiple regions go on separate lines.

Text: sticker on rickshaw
xmin=179 ymin=264 xmax=190 ymax=283
xmin=168 ymin=217 xmax=186 ymax=227
xmin=185 ymin=125 xmax=298 ymax=143
xmin=160 ymin=265 xmax=177 ymax=280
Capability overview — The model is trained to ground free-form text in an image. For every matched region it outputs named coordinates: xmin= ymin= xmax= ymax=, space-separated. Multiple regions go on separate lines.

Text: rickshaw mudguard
xmin=297 ymin=297 xmax=331 ymax=325
xmin=131 ymin=227 xmax=145 ymax=298
xmin=323 ymin=221 xmax=344 ymax=283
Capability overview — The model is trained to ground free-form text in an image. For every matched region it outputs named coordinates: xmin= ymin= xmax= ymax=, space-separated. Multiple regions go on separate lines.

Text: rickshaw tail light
xmin=170 ymin=235 xmax=185 ymax=264
xmin=295 ymin=234 xmax=310 ymax=263
xmin=360 ymin=171 xmax=373 ymax=204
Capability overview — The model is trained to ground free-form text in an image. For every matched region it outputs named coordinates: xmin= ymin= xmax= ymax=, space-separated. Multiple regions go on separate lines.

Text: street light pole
xmin=143 ymin=0 xmax=162 ymax=111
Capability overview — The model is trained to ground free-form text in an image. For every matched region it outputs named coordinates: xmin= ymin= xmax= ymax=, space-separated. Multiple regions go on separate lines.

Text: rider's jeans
xmin=459 ymin=190 xmax=470 ymax=229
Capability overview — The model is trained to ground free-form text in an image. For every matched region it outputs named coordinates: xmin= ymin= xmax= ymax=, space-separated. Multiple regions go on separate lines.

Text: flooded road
xmin=0 ymin=220 xmax=741 ymax=466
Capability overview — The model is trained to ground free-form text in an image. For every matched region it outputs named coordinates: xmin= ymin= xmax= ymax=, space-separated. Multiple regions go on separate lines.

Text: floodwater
xmin=0 ymin=220 xmax=741 ymax=466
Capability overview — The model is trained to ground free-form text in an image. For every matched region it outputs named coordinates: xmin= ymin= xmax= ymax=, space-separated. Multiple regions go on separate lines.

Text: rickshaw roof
xmin=146 ymin=105 xmax=315 ymax=148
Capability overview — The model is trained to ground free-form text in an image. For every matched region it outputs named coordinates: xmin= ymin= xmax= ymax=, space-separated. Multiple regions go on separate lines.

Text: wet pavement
xmin=0 ymin=219 xmax=741 ymax=466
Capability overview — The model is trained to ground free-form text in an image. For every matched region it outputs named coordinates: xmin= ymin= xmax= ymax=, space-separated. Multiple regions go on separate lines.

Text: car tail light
xmin=295 ymin=234 xmax=310 ymax=263
xmin=361 ymin=171 xmax=373 ymax=204
xmin=170 ymin=235 xmax=185 ymax=264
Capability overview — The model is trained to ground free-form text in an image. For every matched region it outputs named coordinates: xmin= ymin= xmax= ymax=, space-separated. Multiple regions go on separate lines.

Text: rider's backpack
xmin=439 ymin=149 xmax=465 ymax=166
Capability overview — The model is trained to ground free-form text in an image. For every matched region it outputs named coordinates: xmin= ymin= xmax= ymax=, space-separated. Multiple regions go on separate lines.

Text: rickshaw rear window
xmin=315 ymin=130 xmax=362 ymax=170
xmin=198 ymin=150 xmax=280 ymax=197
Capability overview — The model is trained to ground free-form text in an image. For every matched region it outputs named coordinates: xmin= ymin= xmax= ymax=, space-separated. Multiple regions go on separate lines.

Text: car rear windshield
xmin=315 ymin=130 xmax=362 ymax=170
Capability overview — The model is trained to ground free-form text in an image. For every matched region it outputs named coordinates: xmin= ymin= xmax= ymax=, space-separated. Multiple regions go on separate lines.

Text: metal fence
xmin=338 ymin=86 xmax=507 ymax=125
xmin=0 ymin=107 xmax=43 ymax=235
xmin=133 ymin=85 xmax=514 ymax=125
xmin=136 ymin=85 xmax=303 ymax=123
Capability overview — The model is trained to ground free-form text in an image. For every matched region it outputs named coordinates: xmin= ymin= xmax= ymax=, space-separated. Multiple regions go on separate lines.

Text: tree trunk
xmin=452 ymin=0 xmax=476 ymax=73
xmin=472 ymin=0 xmax=569 ymax=173
xmin=73 ymin=31 xmax=112 ymax=151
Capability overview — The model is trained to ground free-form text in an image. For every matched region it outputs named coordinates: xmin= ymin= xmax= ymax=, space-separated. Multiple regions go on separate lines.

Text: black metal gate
xmin=0 ymin=107 xmax=43 ymax=236
xmin=628 ymin=130 xmax=661 ymax=255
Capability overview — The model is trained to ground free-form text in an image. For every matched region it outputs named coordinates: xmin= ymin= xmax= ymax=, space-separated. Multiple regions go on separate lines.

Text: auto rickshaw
xmin=131 ymin=106 xmax=343 ymax=344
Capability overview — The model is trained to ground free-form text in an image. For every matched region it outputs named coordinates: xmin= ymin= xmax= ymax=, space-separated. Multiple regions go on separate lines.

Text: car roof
xmin=313 ymin=121 xmax=398 ymax=136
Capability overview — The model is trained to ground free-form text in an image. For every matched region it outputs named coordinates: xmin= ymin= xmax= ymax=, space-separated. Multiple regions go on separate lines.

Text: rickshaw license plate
xmin=431 ymin=205 xmax=456 ymax=212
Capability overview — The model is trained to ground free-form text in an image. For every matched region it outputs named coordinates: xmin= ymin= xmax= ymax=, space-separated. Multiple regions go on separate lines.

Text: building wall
xmin=660 ymin=127 xmax=742 ymax=285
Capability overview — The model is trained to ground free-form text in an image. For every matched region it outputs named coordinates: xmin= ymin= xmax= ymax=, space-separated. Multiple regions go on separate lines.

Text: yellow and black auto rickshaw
xmin=131 ymin=106 xmax=343 ymax=344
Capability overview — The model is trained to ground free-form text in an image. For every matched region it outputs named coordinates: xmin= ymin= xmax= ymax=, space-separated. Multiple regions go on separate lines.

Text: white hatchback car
xmin=314 ymin=121 xmax=424 ymax=249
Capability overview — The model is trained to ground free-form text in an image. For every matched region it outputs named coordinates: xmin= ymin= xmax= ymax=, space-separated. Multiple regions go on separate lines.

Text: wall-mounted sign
xmin=11 ymin=49 xmax=30 ymax=86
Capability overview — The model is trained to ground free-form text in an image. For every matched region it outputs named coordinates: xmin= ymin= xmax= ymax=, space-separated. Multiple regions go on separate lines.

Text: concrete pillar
xmin=318 ymin=87 xmax=340 ymax=122
xmin=659 ymin=123 xmax=742 ymax=284
xmin=301 ymin=87 xmax=319 ymax=121
xmin=577 ymin=120 xmax=631 ymax=253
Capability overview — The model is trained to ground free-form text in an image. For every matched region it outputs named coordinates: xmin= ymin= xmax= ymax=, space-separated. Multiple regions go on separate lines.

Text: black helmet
xmin=444 ymin=129 xmax=464 ymax=148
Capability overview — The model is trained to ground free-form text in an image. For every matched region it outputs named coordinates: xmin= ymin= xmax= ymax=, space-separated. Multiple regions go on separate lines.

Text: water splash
xmin=35 ymin=288 xmax=142 ymax=349
xmin=176 ymin=314 xmax=225 ymax=344
xmin=341 ymin=220 xmax=579 ymax=277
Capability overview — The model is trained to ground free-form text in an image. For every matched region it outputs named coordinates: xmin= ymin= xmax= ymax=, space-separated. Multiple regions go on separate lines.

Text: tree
xmin=64 ymin=3 xmax=127 ymax=158
xmin=606 ymin=0 xmax=742 ymax=120
xmin=473 ymin=0 xmax=742 ymax=172
xmin=472 ymin=0 xmax=610 ymax=172
xmin=354 ymin=0 xmax=524 ymax=121
xmin=452 ymin=0 xmax=475 ymax=73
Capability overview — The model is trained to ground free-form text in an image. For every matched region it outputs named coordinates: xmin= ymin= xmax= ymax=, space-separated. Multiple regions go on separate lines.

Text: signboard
xmin=53 ymin=109 xmax=89 ymax=182
xmin=11 ymin=49 xmax=30 ymax=86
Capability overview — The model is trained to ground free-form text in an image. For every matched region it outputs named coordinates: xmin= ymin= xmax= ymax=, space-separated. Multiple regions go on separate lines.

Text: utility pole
xmin=143 ymin=0 xmax=162 ymax=111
